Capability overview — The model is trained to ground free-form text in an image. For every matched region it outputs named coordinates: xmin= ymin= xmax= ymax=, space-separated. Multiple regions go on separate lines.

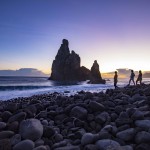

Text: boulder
xmin=19 ymin=119 xmax=43 ymax=141
xmin=52 ymin=140 xmax=67 ymax=149
xmin=7 ymin=121 xmax=19 ymax=132
xmin=13 ymin=140 xmax=35 ymax=150
xmin=118 ymin=124 xmax=130 ymax=132
xmin=116 ymin=112 xmax=132 ymax=126
xmin=121 ymin=145 xmax=133 ymax=150
xmin=101 ymin=125 xmax=117 ymax=134
xmin=5 ymin=103 xmax=18 ymax=113
xmin=53 ymin=133 xmax=63 ymax=143
xmin=1 ymin=111 xmax=12 ymax=122
xmin=132 ymin=94 xmax=146 ymax=102
xmin=33 ymin=146 xmax=47 ymax=150
xmin=8 ymin=112 xmax=26 ymax=123
xmin=84 ymin=144 xmax=98 ymax=150
xmin=54 ymin=146 xmax=80 ymax=150
xmin=131 ymin=110 xmax=144 ymax=120
xmin=81 ymin=133 xmax=94 ymax=145
xmin=95 ymin=112 xmax=110 ymax=124
xmin=0 ymin=131 xmax=14 ymax=140
xmin=35 ymin=139 xmax=44 ymax=147
xmin=71 ymin=106 xmax=87 ymax=120
xmin=96 ymin=139 xmax=121 ymax=150
xmin=98 ymin=131 xmax=112 ymax=140
xmin=43 ymin=125 xmax=55 ymax=138
xmin=116 ymin=128 xmax=136 ymax=141
xmin=11 ymin=134 xmax=21 ymax=146
xmin=135 ymin=131 xmax=150 ymax=144
xmin=88 ymin=101 xmax=105 ymax=112
xmin=0 ymin=122 xmax=6 ymax=130
xmin=135 ymin=143 xmax=150 ymax=150
xmin=135 ymin=120 xmax=150 ymax=130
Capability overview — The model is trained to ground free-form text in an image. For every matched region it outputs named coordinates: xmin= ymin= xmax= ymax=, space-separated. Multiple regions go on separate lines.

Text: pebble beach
xmin=0 ymin=84 xmax=150 ymax=150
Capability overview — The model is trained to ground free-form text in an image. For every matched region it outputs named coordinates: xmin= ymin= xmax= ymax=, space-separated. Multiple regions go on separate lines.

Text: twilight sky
xmin=0 ymin=0 xmax=150 ymax=74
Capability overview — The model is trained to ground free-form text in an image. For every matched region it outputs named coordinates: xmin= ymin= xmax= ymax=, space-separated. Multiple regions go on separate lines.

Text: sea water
xmin=0 ymin=76 xmax=150 ymax=101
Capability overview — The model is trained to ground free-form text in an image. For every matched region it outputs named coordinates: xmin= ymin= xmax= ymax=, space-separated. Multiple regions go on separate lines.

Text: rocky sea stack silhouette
xmin=49 ymin=39 xmax=105 ymax=84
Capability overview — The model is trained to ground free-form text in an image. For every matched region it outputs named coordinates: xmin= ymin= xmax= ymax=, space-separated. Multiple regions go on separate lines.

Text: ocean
xmin=0 ymin=76 xmax=150 ymax=101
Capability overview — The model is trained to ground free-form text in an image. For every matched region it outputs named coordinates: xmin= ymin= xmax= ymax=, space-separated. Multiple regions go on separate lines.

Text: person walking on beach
xmin=129 ymin=70 xmax=135 ymax=85
xmin=114 ymin=71 xmax=118 ymax=89
xmin=136 ymin=70 xmax=142 ymax=85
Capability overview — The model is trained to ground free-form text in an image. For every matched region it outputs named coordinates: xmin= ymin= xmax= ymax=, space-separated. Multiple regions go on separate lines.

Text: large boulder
xmin=8 ymin=112 xmax=26 ymax=123
xmin=19 ymin=119 xmax=43 ymax=141
xmin=33 ymin=146 xmax=47 ymax=150
xmin=81 ymin=133 xmax=94 ymax=145
xmin=96 ymin=139 xmax=121 ymax=150
xmin=116 ymin=128 xmax=136 ymax=141
xmin=0 ymin=122 xmax=6 ymax=130
xmin=135 ymin=120 xmax=150 ymax=130
xmin=0 ymin=131 xmax=14 ymax=140
xmin=54 ymin=146 xmax=80 ymax=150
xmin=88 ymin=101 xmax=105 ymax=112
xmin=70 ymin=106 xmax=87 ymax=120
xmin=13 ymin=140 xmax=35 ymax=150
xmin=135 ymin=131 xmax=150 ymax=144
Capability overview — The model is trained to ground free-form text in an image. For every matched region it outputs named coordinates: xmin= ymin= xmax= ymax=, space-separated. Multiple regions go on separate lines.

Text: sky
xmin=0 ymin=0 xmax=150 ymax=74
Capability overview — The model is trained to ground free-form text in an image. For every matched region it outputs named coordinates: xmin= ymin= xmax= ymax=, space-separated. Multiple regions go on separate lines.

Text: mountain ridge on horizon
xmin=0 ymin=68 xmax=49 ymax=77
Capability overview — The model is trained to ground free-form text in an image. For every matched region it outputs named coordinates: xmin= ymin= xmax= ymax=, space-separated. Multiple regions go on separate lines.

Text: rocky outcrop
xmin=50 ymin=39 xmax=81 ymax=81
xmin=50 ymin=39 xmax=105 ymax=84
xmin=89 ymin=60 xmax=105 ymax=84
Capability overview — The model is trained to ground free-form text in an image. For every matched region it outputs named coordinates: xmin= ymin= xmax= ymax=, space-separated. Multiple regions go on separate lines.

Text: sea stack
xmin=90 ymin=60 xmax=105 ymax=84
xmin=50 ymin=39 xmax=81 ymax=81
xmin=49 ymin=39 xmax=105 ymax=84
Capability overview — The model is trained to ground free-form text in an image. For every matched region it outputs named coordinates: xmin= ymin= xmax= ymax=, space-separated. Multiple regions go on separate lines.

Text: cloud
xmin=0 ymin=68 xmax=48 ymax=77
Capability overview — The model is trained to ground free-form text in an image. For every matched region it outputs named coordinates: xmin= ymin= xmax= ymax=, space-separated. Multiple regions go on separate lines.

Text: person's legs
xmin=140 ymin=79 xmax=142 ymax=85
xmin=136 ymin=79 xmax=138 ymax=85
xmin=129 ymin=79 xmax=131 ymax=85
xmin=116 ymin=82 xmax=118 ymax=88
xmin=114 ymin=82 xmax=117 ymax=89
xmin=132 ymin=79 xmax=135 ymax=85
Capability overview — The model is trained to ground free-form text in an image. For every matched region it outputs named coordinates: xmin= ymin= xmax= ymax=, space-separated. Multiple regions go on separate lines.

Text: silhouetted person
xmin=136 ymin=70 xmax=142 ymax=85
xmin=114 ymin=71 xmax=118 ymax=89
xmin=129 ymin=70 xmax=135 ymax=85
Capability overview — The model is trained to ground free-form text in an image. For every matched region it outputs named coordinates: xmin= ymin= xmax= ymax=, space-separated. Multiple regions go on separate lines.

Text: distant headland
xmin=49 ymin=39 xmax=105 ymax=84
xmin=0 ymin=68 xmax=47 ymax=77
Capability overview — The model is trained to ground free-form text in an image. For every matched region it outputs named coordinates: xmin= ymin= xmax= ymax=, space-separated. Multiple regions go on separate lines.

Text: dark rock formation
xmin=89 ymin=60 xmax=105 ymax=84
xmin=78 ymin=66 xmax=91 ymax=81
xmin=50 ymin=39 xmax=105 ymax=84
xmin=50 ymin=39 xmax=80 ymax=81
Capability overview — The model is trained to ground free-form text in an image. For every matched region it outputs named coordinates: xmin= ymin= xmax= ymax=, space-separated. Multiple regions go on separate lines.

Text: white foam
xmin=0 ymin=83 xmax=113 ymax=101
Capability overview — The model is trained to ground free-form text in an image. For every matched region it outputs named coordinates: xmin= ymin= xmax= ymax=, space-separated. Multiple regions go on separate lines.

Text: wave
xmin=0 ymin=85 xmax=52 ymax=91
xmin=0 ymin=84 xmax=114 ymax=101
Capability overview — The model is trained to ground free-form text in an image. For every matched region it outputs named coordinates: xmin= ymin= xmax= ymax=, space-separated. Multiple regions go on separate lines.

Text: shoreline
xmin=0 ymin=83 xmax=114 ymax=101
xmin=0 ymin=84 xmax=150 ymax=149
xmin=1 ymin=77 xmax=150 ymax=101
